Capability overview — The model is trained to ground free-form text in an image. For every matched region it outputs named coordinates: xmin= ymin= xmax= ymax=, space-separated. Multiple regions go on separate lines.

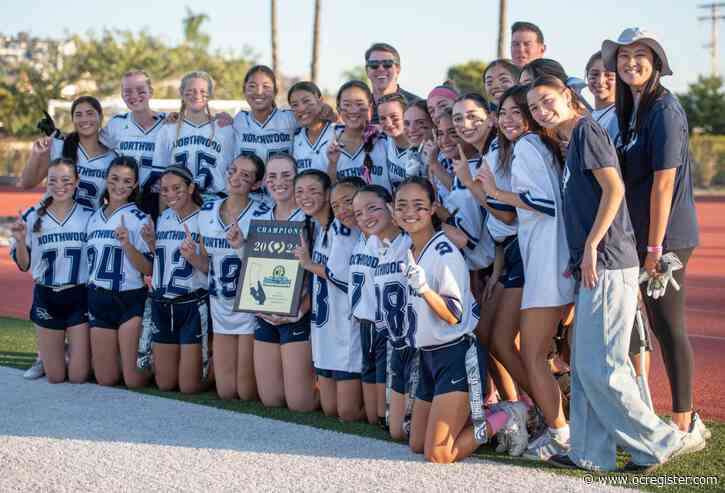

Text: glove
xmin=640 ymin=252 xmax=683 ymax=300
xmin=405 ymin=250 xmax=430 ymax=295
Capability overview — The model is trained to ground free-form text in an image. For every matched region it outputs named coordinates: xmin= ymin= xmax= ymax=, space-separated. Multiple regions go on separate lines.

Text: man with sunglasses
xmin=364 ymin=43 xmax=420 ymax=125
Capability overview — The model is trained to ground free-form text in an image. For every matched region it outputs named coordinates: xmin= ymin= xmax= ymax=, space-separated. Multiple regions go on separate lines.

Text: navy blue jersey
xmin=563 ymin=117 xmax=638 ymax=270
xmin=618 ymin=93 xmax=699 ymax=253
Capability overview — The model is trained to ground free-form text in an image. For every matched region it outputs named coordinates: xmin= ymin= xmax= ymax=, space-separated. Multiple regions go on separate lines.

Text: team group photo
xmin=1 ymin=1 xmax=723 ymax=491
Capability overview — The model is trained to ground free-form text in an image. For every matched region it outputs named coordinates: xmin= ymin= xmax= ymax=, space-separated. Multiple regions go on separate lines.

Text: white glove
xmin=405 ymin=250 xmax=430 ymax=295
xmin=640 ymin=252 xmax=683 ymax=300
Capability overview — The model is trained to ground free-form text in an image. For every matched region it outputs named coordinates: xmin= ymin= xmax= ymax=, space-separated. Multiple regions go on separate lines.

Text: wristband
xmin=646 ymin=245 xmax=663 ymax=254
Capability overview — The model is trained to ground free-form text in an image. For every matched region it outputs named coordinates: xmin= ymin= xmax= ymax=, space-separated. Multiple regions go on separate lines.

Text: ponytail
xmin=33 ymin=196 xmax=53 ymax=233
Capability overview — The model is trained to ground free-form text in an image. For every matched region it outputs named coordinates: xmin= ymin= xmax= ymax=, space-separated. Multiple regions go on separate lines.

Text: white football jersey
xmin=383 ymin=135 xmax=411 ymax=190
xmin=11 ymin=203 xmax=93 ymax=286
xmin=372 ymin=233 xmax=415 ymax=348
xmin=322 ymin=125 xmax=392 ymax=192
xmin=310 ymin=219 xmax=361 ymax=373
xmin=484 ymin=141 xmax=518 ymax=242
xmin=152 ymin=119 xmax=236 ymax=195
xmin=198 ymin=198 xmax=271 ymax=332
xmin=86 ymin=203 xmax=152 ymax=291
xmin=511 ymin=133 xmax=574 ymax=309
xmin=410 ymin=231 xmax=474 ymax=348
xmin=255 ymin=205 xmax=305 ymax=222
xmin=50 ymin=137 xmax=117 ymax=210
xmin=443 ymin=157 xmax=495 ymax=269
xmin=292 ymin=121 xmax=335 ymax=172
xmin=101 ymin=112 xmax=166 ymax=188
xmin=233 ymin=108 xmax=297 ymax=163
xmin=348 ymin=235 xmax=379 ymax=323
xmin=151 ymin=207 xmax=208 ymax=298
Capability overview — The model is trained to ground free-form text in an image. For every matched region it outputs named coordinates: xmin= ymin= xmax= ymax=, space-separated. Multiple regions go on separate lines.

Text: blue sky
xmin=4 ymin=1 xmax=721 ymax=96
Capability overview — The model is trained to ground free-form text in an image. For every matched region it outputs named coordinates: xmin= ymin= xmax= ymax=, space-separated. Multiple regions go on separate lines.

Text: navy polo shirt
xmin=619 ymin=93 xmax=699 ymax=253
xmin=563 ymin=117 xmax=639 ymax=270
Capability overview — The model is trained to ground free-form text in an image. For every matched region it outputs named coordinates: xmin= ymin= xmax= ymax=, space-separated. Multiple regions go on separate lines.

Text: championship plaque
xmin=234 ymin=220 xmax=305 ymax=316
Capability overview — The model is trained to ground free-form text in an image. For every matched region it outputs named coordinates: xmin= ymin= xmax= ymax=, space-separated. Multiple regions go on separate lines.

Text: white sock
xmin=549 ymin=425 xmax=570 ymax=443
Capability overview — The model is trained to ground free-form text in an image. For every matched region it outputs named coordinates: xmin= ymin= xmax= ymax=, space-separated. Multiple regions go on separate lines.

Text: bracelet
xmin=646 ymin=245 xmax=663 ymax=253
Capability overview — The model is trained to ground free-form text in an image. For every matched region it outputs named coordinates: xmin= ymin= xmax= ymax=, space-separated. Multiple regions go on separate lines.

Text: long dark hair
xmin=496 ymin=85 xmax=564 ymax=175
xmin=615 ymin=47 xmax=667 ymax=148
xmin=455 ymin=92 xmax=497 ymax=154
xmin=294 ymin=169 xmax=334 ymax=248
xmin=245 ymin=65 xmax=278 ymax=98
xmin=62 ymin=96 xmax=104 ymax=161
xmin=33 ymin=158 xmax=78 ymax=233
xmin=394 ymin=176 xmax=442 ymax=231
xmin=337 ymin=80 xmax=377 ymax=179
xmin=161 ymin=165 xmax=203 ymax=207
xmin=102 ymin=156 xmax=141 ymax=207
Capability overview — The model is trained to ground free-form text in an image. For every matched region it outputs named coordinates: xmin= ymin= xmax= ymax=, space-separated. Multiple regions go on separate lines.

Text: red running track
xmin=1 ymin=188 xmax=724 ymax=420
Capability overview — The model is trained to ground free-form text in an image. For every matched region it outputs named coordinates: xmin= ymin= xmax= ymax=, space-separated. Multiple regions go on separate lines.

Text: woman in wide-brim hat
xmin=602 ymin=28 xmax=708 ymax=440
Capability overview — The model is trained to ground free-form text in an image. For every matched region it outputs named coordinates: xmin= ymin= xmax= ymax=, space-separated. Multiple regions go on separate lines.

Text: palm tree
xmin=271 ymin=0 xmax=279 ymax=78
xmin=497 ymin=0 xmax=507 ymax=59
xmin=311 ymin=0 xmax=321 ymax=84
xmin=182 ymin=7 xmax=210 ymax=50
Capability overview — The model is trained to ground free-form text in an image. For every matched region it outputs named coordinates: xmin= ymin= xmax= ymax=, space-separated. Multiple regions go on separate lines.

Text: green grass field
xmin=2 ymin=316 xmax=723 ymax=492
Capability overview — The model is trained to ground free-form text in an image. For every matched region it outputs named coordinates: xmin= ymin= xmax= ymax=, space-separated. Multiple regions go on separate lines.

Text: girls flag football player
xmin=11 ymin=158 xmax=94 ymax=384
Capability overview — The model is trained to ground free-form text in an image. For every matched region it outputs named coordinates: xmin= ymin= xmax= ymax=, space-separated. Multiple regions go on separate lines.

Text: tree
xmin=679 ymin=75 xmax=725 ymax=135
xmin=182 ymin=7 xmax=210 ymax=51
xmin=340 ymin=65 xmax=369 ymax=85
xmin=497 ymin=0 xmax=507 ymax=59
xmin=446 ymin=60 xmax=487 ymax=95
xmin=311 ymin=0 xmax=321 ymax=84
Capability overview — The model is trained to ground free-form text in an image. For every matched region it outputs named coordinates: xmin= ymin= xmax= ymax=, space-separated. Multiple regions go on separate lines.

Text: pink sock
xmin=485 ymin=409 xmax=509 ymax=436
xmin=520 ymin=393 xmax=534 ymax=409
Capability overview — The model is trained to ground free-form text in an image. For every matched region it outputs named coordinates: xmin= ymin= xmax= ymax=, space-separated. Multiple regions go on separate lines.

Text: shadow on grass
xmin=0 ymin=350 xmax=36 ymax=369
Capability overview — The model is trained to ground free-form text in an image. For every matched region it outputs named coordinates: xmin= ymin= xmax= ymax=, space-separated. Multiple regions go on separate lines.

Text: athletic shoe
xmin=523 ymin=429 xmax=570 ymax=462
xmin=548 ymin=454 xmax=580 ymax=469
xmin=23 ymin=359 xmax=45 ymax=380
xmin=691 ymin=412 xmax=711 ymax=441
xmin=669 ymin=429 xmax=707 ymax=460
xmin=621 ymin=460 xmax=662 ymax=474
xmin=498 ymin=401 xmax=529 ymax=457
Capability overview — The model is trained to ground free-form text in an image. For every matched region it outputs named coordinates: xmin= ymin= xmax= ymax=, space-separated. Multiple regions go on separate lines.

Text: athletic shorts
xmin=416 ymin=335 xmax=488 ymax=402
xmin=390 ymin=346 xmax=416 ymax=395
xmin=360 ymin=320 xmax=387 ymax=384
xmin=500 ymin=235 xmax=524 ymax=289
xmin=255 ymin=313 xmax=311 ymax=345
xmin=30 ymin=284 xmax=88 ymax=330
xmin=315 ymin=367 xmax=361 ymax=381
xmin=151 ymin=290 xmax=210 ymax=345
xmin=88 ymin=286 xmax=147 ymax=330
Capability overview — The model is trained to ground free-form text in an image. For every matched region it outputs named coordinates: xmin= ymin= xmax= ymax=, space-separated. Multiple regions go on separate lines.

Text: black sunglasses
xmin=366 ymin=60 xmax=397 ymax=70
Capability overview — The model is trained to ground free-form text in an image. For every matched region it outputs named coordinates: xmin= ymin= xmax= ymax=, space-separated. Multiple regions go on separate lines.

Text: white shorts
xmin=209 ymin=297 xmax=257 ymax=335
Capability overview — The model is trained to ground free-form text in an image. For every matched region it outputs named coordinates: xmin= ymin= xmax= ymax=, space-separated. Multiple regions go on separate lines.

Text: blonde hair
xmin=175 ymin=71 xmax=216 ymax=145
xmin=122 ymin=69 xmax=153 ymax=92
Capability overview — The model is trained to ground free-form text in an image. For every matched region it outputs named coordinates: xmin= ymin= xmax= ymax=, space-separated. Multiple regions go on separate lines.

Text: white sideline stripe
xmin=0 ymin=367 xmax=629 ymax=493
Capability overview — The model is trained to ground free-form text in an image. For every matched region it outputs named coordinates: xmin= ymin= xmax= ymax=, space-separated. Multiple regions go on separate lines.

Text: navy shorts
xmin=416 ymin=336 xmax=488 ymax=402
xmin=88 ymin=286 xmax=147 ymax=330
xmin=151 ymin=291 xmax=210 ymax=345
xmin=315 ymin=367 xmax=361 ymax=381
xmin=360 ymin=320 xmax=387 ymax=384
xmin=390 ymin=346 xmax=416 ymax=395
xmin=255 ymin=313 xmax=311 ymax=345
xmin=30 ymin=284 xmax=88 ymax=330
xmin=500 ymin=236 xmax=525 ymax=289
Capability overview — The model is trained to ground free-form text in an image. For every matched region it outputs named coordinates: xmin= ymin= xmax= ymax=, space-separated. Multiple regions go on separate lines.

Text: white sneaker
xmin=690 ymin=413 xmax=711 ymax=441
xmin=499 ymin=401 xmax=530 ymax=457
xmin=670 ymin=429 xmax=707 ymax=460
xmin=23 ymin=359 xmax=45 ymax=380
xmin=523 ymin=429 xmax=570 ymax=461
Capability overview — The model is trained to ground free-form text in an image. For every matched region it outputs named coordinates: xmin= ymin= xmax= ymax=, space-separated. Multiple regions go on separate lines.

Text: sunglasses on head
xmin=366 ymin=59 xmax=397 ymax=70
